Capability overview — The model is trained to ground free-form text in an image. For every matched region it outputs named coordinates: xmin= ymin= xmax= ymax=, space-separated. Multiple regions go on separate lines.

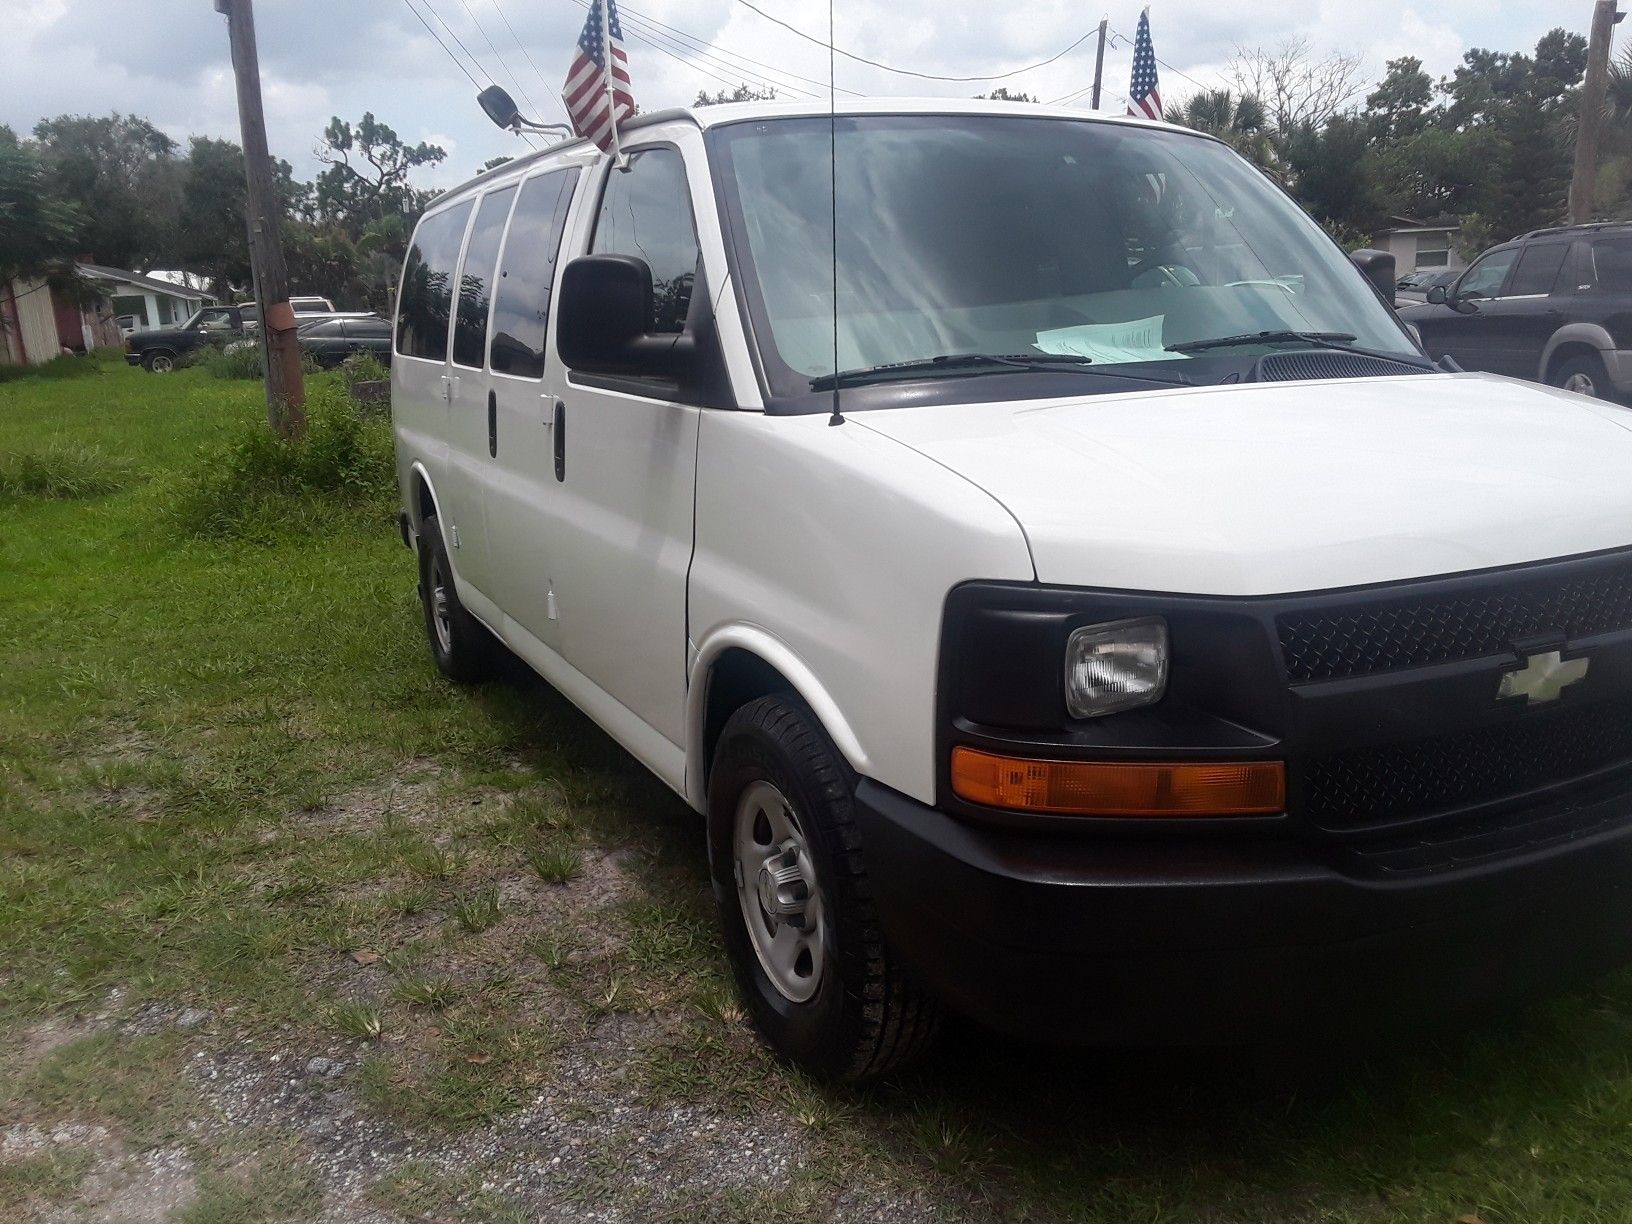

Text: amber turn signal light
xmin=949 ymin=748 xmax=1285 ymax=817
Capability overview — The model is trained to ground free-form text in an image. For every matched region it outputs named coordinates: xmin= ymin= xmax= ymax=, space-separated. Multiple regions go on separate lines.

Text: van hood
xmin=856 ymin=373 xmax=1632 ymax=595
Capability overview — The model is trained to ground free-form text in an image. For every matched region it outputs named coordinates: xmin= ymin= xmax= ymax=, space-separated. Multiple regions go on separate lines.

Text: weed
xmin=325 ymin=1001 xmax=385 ymax=1041
xmin=451 ymin=886 xmax=502 ymax=933
xmin=402 ymin=840 xmax=464 ymax=881
xmin=392 ymin=976 xmax=459 ymax=1010
xmin=0 ymin=445 xmax=131 ymax=501
xmin=526 ymin=841 xmax=581 ymax=885
xmin=0 ymin=353 xmax=98 ymax=384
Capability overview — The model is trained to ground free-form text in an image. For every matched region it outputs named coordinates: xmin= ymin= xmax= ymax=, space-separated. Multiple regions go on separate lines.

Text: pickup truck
xmin=124 ymin=304 xmax=248 ymax=372
xmin=393 ymin=98 xmax=1632 ymax=1079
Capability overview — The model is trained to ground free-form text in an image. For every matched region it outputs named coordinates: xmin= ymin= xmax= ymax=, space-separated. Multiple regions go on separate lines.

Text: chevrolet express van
xmin=393 ymin=99 xmax=1632 ymax=1079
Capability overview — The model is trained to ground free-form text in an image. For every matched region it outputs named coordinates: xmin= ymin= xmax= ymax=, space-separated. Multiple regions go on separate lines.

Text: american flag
xmin=563 ymin=0 xmax=634 ymax=153
xmin=1125 ymin=8 xmax=1162 ymax=121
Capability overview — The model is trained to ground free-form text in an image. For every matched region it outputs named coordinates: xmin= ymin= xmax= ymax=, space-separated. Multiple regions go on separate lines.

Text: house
xmin=0 ymin=262 xmax=184 ymax=366
xmin=1370 ymin=216 xmax=1467 ymax=278
xmin=77 ymin=264 xmax=216 ymax=334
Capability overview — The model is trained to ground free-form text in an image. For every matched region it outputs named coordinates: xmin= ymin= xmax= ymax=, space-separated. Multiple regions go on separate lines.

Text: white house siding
xmin=0 ymin=278 xmax=65 ymax=366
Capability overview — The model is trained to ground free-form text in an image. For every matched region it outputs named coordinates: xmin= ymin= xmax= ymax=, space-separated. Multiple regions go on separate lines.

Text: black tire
xmin=416 ymin=514 xmax=495 ymax=683
xmin=1551 ymin=352 xmax=1614 ymax=400
xmin=707 ymin=695 xmax=940 ymax=1080
xmin=141 ymin=349 xmax=177 ymax=373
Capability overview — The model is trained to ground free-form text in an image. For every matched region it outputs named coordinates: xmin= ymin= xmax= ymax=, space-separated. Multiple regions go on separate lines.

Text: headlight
xmin=1064 ymin=617 xmax=1168 ymax=718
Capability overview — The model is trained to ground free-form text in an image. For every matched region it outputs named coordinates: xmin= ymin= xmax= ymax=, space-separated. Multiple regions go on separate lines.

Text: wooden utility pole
xmin=215 ymin=0 xmax=305 ymax=436
xmin=1090 ymin=19 xmax=1109 ymax=109
xmin=1570 ymin=0 xmax=1625 ymax=224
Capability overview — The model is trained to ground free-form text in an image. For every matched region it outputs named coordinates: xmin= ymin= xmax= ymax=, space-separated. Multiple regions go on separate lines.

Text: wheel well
xmin=701 ymin=649 xmax=797 ymax=787
xmin=1546 ymin=342 xmax=1600 ymax=382
xmin=411 ymin=471 xmax=436 ymax=527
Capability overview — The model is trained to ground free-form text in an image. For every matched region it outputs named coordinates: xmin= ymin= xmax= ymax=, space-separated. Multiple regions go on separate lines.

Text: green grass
xmin=9 ymin=364 xmax=1632 ymax=1220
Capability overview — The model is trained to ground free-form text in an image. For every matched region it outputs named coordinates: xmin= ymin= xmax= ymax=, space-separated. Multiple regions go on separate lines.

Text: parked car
xmin=297 ymin=315 xmax=392 ymax=367
xmin=124 ymin=304 xmax=248 ymax=372
xmin=1394 ymin=268 xmax=1457 ymax=305
xmin=394 ymin=99 xmax=1632 ymax=1079
xmin=1398 ymin=222 xmax=1632 ymax=398
xmin=235 ymin=296 xmax=337 ymax=329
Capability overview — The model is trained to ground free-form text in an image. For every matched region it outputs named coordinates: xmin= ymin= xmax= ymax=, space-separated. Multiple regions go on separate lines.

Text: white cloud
xmin=0 ymin=0 xmax=1614 ymax=188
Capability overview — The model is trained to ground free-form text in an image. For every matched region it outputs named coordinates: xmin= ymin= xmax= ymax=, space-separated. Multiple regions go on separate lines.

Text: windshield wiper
xmin=809 ymin=352 xmax=1194 ymax=391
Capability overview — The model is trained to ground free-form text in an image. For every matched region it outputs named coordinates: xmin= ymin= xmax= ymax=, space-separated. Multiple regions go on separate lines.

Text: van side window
xmin=1506 ymin=243 xmax=1568 ymax=297
xmin=590 ymin=148 xmax=698 ymax=334
xmin=490 ymin=168 xmax=579 ymax=378
xmin=396 ymin=200 xmax=473 ymax=360
xmin=452 ymin=186 xmax=516 ymax=369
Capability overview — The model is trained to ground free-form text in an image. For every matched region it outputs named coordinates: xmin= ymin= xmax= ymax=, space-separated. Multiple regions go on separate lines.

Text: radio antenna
xmin=826 ymin=0 xmax=843 ymax=426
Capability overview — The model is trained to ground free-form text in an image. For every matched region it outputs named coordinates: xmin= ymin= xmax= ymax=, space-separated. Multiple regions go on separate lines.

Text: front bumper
xmin=853 ymin=778 xmax=1632 ymax=1045
xmin=123 ymin=353 xmax=140 ymax=366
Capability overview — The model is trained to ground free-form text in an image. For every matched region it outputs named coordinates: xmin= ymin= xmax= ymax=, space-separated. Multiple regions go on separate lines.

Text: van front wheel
xmin=416 ymin=515 xmax=494 ymax=682
xmin=707 ymin=696 xmax=940 ymax=1080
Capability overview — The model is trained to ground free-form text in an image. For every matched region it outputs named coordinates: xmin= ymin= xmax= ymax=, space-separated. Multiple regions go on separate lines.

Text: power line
xmin=1107 ymin=27 xmax=1212 ymax=94
xmin=401 ymin=0 xmax=480 ymax=88
xmin=565 ymin=0 xmax=819 ymax=100
xmin=487 ymin=0 xmax=559 ymax=106
xmin=731 ymin=0 xmax=1097 ymax=83
xmin=410 ymin=0 xmax=539 ymax=147
xmin=616 ymin=8 xmax=816 ymax=97
xmin=616 ymin=10 xmax=817 ymax=98
xmin=616 ymin=1 xmax=863 ymax=97
xmin=459 ymin=0 xmax=539 ymax=114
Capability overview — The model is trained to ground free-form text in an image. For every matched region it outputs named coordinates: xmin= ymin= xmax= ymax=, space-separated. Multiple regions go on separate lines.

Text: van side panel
xmin=687 ymin=411 xmax=1035 ymax=806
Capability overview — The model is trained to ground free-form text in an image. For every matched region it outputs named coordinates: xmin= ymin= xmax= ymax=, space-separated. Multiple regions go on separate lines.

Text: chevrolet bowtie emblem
xmin=1498 ymin=649 xmax=1589 ymax=705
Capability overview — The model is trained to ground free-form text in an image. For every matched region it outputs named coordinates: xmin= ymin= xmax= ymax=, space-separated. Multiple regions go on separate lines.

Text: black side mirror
xmin=1425 ymin=284 xmax=1449 ymax=305
xmin=477 ymin=85 xmax=521 ymax=131
xmin=1349 ymin=248 xmax=1396 ymax=305
xmin=556 ymin=254 xmax=695 ymax=379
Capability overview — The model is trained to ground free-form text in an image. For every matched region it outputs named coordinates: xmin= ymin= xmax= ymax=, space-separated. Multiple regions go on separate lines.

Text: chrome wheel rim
xmin=150 ymin=354 xmax=174 ymax=373
xmin=429 ymin=555 xmax=454 ymax=655
xmin=1564 ymin=371 xmax=1597 ymax=396
xmin=733 ymin=780 xmax=825 ymax=1003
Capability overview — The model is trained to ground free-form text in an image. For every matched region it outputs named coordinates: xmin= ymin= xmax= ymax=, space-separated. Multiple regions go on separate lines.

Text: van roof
xmin=429 ymin=97 xmax=1177 ymax=207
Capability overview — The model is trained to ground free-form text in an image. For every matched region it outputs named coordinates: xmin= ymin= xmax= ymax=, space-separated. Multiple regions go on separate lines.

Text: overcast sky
xmin=1 ymin=0 xmax=1615 ymax=192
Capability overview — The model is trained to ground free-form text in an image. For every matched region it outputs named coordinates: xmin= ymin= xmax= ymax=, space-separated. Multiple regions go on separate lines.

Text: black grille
xmin=1252 ymin=352 xmax=1428 ymax=382
xmin=1303 ymin=699 xmax=1632 ymax=829
xmin=1278 ymin=559 xmax=1632 ymax=682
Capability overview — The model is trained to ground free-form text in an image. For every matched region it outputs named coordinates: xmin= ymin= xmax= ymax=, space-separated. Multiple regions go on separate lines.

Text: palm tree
xmin=1178 ymin=89 xmax=1277 ymax=173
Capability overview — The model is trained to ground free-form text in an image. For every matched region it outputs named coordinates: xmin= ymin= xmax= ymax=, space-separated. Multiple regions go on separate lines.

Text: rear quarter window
xmin=396 ymin=201 xmax=474 ymax=360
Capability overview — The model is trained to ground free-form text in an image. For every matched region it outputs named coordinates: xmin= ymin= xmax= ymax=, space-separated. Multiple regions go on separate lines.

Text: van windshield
xmin=707 ymin=114 xmax=1422 ymax=405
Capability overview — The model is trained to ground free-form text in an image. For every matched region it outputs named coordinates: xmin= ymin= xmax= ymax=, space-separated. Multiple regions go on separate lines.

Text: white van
xmin=393 ymin=99 xmax=1632 ymax=1079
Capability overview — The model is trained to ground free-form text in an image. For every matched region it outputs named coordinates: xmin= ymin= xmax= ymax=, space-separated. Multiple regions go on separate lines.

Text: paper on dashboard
xmin=1033 ymin=316 xmax=1185 ymax=363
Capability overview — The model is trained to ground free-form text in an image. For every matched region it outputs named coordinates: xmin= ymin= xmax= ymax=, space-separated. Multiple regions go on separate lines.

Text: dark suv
xmin=1399 ymin=223 xmax=1632 ymax=400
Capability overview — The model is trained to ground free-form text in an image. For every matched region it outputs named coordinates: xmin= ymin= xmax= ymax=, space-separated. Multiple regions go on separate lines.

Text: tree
xmin=314 ymin=112 xmax=444 ymax=234
xmin=694 ymin=84 xmax=777 ymax=106
xmin=31 ymin=113 xmax=182 ymax=269
xmin=481 ymin=156 xmax=514 ymax=172
xmin=1364 ymin=57 xmax=1434 ymax=142
xmin=1178 ymin=90 xmax=1275 ymax=170
xmin=1284 ymin=114 xmax=1384 ymax=235
xmin=0 ymin=128 xmax=82 ymax=282
xmin=1228 ymin=39 xmax=1364 ymax=138
xmin=977 ymin=88 xmax=1038 ymax=103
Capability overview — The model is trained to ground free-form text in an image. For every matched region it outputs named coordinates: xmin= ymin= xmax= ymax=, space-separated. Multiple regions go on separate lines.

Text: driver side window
xmin=1457 ymin=249 xmax=1517 ymax=300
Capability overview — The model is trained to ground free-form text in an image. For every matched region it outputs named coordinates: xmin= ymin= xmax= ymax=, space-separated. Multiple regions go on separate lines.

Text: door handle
xmin=487 ymin=389 xmax=497 ymax=458
xmin=553 ymin=400 xmax=566 ymax=482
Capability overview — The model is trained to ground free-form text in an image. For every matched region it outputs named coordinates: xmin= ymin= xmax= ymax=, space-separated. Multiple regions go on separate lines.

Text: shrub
xmin=195 ymin=342 xmax=321 ymax=380
xmin=0 ymin=353 xmax=100 ymax=385
xmin=198 ymin=342 xmax=265 ymax=380
xmin=340 ymin=351 xmax=389 ymax=387
xmin=170 ymin=380 xmax=396 ymax=539
xmin=0 ymin=445 xmax=132 ymax=502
